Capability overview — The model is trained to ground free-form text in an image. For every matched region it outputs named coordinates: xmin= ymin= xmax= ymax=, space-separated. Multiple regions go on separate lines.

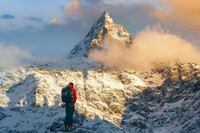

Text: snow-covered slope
xmin=0 ymin=63 xmax=200 ymax=133
xmin=68 ymin=11 xmax=133 ymax=58
xmin=0 ymin=66 xmax=145 ymax=132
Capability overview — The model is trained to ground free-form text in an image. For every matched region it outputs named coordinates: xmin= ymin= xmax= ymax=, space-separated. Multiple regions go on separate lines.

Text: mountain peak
xmin=100 ymin=11 xmax=113 ymax=25
xmin=68 ymin=11 xmax=133 ymax=58
xmin=87 ymin=11 xmax=114 ymax=33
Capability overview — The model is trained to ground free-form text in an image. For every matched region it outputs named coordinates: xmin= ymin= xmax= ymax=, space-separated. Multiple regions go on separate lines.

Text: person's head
xmin=69 ymin=82 xmax=74 ymax=86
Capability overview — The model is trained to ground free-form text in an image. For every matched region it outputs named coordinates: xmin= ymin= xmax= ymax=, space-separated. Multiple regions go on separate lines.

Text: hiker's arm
xmin=72 ymin=88 xmax=77 ymax=102
xmin=61 ymin=88 xmax=64 ymax=95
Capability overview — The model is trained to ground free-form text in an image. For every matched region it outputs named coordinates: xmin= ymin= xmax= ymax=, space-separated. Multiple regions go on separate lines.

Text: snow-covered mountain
xmin=0 ymin=12 xmax=200 ymax=133
xmin=0 ymin=63 xmax=200 ymax=133
xmin=68 ymin=11 xmax=133 ymax=58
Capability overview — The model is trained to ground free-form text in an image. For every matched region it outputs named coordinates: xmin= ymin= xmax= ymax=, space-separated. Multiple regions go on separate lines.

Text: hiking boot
xmin=64 ymin=125 xmax=68 ymax=131
xmin=68 ymin=126 xmax=75 ymax=131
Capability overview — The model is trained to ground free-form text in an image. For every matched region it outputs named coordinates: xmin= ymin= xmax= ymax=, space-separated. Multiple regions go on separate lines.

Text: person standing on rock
xmin=61 ymin=82 xmax=77 ymax=131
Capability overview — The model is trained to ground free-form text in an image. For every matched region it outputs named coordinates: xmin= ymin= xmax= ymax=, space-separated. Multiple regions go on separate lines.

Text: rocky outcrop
xmin=167 ymin=63 xmax=200 ymax=81
xmin=122 ymin=73 xmax=200 ymax=133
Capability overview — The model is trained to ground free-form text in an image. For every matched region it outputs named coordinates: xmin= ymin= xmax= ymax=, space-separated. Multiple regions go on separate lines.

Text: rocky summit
xmin=0 ymin=12 xmax=200 ymax=133
xmin=68 ymin=11 xmax=133 ymax=58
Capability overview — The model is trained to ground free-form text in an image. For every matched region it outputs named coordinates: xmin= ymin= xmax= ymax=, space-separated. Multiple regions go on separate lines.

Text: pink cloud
xmin=50 ymin=18 xmax=57 ymax=24
xmin=154 ymin=0 xmax=200 ymax=34
xmin=65 ymin=0 xmax=81 ymax=17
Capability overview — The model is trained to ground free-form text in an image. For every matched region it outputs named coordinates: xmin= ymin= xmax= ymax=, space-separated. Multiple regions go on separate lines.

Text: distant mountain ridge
xmin=68 ymin=11 xmax=133 ymax=58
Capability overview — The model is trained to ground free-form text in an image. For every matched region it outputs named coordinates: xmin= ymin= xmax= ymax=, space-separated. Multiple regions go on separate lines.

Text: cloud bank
xmin=0 ymin=43 xmax=32 ymax=67
xmin=89 ymin=27 xmax=200 ymax=70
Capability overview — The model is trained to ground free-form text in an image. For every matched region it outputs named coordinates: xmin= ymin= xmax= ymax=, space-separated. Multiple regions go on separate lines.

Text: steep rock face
xmin=68 ymin=11 xmax=133 ymax=58
xmin=122 ymin=75 xmax=200 ymax=133
xmin=169 ymin=63 xmax=200 ymax=81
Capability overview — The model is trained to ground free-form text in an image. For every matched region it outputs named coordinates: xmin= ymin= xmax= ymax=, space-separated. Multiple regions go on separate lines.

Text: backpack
xmin=61 ymin=86 xmax=74 ymax=103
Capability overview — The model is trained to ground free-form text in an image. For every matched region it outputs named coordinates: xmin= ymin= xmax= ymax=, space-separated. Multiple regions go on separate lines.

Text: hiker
xmin=61 ymin=82 xmax=77 ymax=131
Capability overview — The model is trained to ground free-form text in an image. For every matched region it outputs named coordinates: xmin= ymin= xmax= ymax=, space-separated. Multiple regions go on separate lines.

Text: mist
xmin=0 ymin=43 xmax=32 ymax=67
xmin=89 ymin=27 xmax=200 ymax=70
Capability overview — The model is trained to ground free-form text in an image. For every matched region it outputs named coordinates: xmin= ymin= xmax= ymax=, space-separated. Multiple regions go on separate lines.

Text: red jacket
xmin=67 ymin=85 xmax=77 ymax=102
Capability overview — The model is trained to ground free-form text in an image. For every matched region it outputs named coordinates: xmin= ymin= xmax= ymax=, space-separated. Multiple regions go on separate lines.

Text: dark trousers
xmin=64 ymin=104 xmax=75 ymax=127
